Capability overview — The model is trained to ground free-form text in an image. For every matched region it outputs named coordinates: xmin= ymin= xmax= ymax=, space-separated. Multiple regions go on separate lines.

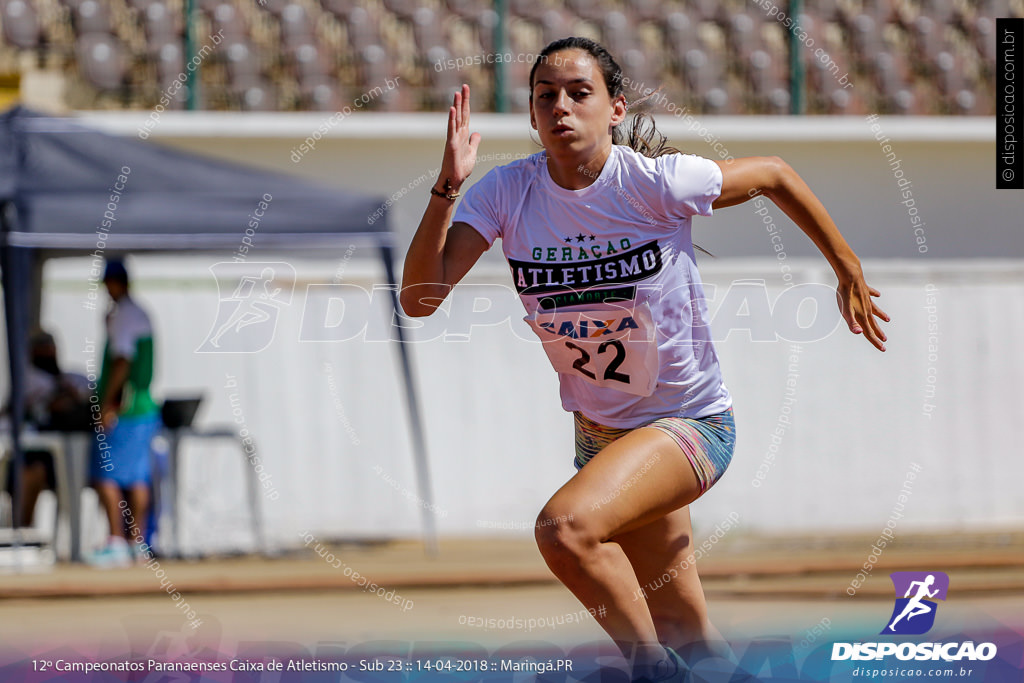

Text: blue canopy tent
xmin=0 ymin=106 xmax=437 ymax=556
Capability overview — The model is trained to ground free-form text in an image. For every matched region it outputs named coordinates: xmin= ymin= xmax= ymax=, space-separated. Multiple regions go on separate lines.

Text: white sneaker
xmin=86 ymin=537 xmax=133 ymax=569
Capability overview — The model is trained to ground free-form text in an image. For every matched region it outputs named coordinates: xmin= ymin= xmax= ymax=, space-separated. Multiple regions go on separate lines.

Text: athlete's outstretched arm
xmin=401 ymin=84 xmax=488 ymax=317
xmin=712 ymin=156 xmax=890 ymax=351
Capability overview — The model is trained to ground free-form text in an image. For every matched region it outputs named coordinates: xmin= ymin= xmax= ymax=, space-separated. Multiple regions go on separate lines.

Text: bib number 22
xmin=565 ymin=339 xmax=630 ymax=384
xmin=524 ymin=302 xmax=659 ymax=396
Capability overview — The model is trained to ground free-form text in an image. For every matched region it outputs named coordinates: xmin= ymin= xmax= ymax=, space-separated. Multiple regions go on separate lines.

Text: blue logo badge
xmin=881 ymin=571 xmax=949 ymax=635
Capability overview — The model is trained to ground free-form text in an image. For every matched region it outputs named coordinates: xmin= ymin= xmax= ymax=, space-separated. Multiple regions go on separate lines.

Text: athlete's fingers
xmin=869 ymin=317 xmax=888 ymax=344
xmin=857 ymin=297 xmax=886 ymax=351
xmin=861 ymin=307 xmax=881 ymax=341
xmin=837 ymin=288 xmax=859 ymax=334
xmin=872 ymin=300 xmax=890 ymax=325
xmin=453 ymin=89 xmax=463 ymax=129
xmin=863 ymin=323 xmax=886 ymax=351
xmin=447 ymin=105 xmax=457 ymax=143
xmin=468 ymin=131 xmax=481 ymax=155
xmin=873 ymin=306 xmax=891 ymax=323
xmin=460 ymin=83 xmax=471 ymax=127
xmin=862 ymin=286 xmax=889 ymax=340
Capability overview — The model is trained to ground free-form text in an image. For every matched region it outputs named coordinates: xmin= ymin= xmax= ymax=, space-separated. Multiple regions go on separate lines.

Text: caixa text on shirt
xmin=509 ymin=240 xmax=662 ymax=296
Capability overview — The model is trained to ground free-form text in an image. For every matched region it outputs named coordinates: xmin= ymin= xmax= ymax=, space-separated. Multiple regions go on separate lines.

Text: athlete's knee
xmin=534 ymin=502 xmax=598 ymax=562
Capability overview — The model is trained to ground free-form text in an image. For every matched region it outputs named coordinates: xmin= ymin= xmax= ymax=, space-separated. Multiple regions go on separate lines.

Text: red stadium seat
xmin=76 ymin=32 xmax=127 ymax=91
xmin=933 ymin=50 xmax=963 ymax=98
xmin=726 ymin=12 xmax=762 ymax=63
xmin=970 ymin=16 xmax=996 ymax=68
xmin=508 ymin=0 xmax=545 ymax=22
xmin=665 ymin=11 xmax=696 ymax=59
xmin=299 ymin=76 xmax=339 ymax=111
xmin=1 ymin=0 xmax=42 ymax=49
xmin=871 ymin=51 xmax=902 ymax=94
xmin=142 ymin=2 xmax=181 ymax=41
xmin=208 ymin=2 xmax=246 ymax=41
xmin=539 ymin=9 xmax=569 ymax=47
xmin=0 ymin=0 xmax=1003 ymax=112
xmin=357 ymin=43 xmax=398 ymax=106
xmin=289 ymin=40 xmax=330 ymax=81
xmin=826 ymin=87 xmax=853 ymax=114
xmin=703 ymin=86 xmax=732 ymax=114
xmin=620 ymin=48 xmax=660 ymax=101
xmin=685 ymin=0 xmax=720 ymax=23
xmin=148 ymin=39 xmax=187 ymax=108
xmin=73 ymin=0 xmax=113 ymax=34
xmin=747 ymin=50 xmax=779 ymax=97
xmin=629 ymin=0 xmax=661 ymax=24
xmin=911 ymin=16 xmax=948 ymax=65
xmin=280 ymin=3 xmax=315 ymax=44
xmin=255 ymin=0 xmax=289 ymax=15
xmin=224 ymin=37 xmax=261 ymax=84
xmin=860 ymin=0 xmax=898 ymax=24
xmin=151 ymin=37 xmax=183 ymax=80
xmin=319 ymin=0 xmax=354 ymax=21
xmin=343 ymin=6 xmax=383 ymax=56
xmin=444 ymin=0 xmax=485 ymax=22
xmin=601 ymin=10 xmax=637 ymax=62
xmin=565 ymin=0 xmax=609 ymax=23
xmin=681 ymin=47 xmax=723 ymax=97
xmin=475 ymin=8 xmax=496 ymax=53
xmin=381 ymin=0 xmax=416 ymax=22
xmin=814 ymin=0 xmax=841 ymax=22
xmin=237 ymin=79 xmax=278 ymax=110
xmin=951 ymin=89 xmax=981 ymax=116
xmin=413 ymin=7 xmax=447 ymax=52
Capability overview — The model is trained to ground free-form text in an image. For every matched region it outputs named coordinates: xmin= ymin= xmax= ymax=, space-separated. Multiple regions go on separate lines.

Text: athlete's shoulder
xmin=615 ymin=145 xmax=715 ymax=168
xmin=614 ymin=146 xmax=704 ymax=184
xmin=461 ymin=152 xmax=543 ymax=207
xmin=614 ymin=147 xmax=721 ymax=220
xmin=478 ymin=150 xmax=545 ymax=185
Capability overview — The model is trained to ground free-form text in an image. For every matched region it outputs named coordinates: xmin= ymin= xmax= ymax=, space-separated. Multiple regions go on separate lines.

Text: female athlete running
xmin=401 ymin=37 xmax=888 ymax=683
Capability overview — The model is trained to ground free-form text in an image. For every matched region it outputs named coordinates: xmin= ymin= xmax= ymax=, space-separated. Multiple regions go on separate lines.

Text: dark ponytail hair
xmin=529 ymin=37 xmax=712 ymax=256
xmin=528 ymin=36 xmax=683 ymax=159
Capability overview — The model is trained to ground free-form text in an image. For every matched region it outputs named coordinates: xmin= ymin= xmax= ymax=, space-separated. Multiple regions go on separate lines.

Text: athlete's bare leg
xmin=534 ymin=427 xmax=707 ymax=671
xmin=613 ymin=507 xmax=734 ymax=663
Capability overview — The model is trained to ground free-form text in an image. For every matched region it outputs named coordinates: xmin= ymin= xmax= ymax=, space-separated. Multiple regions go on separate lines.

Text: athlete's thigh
xmin=543 ymin=426 xmax=702 ymax=541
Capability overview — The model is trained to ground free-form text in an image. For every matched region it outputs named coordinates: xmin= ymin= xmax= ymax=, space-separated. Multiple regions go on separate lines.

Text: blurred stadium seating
xmin=0 ymin=0 xmax=1017 ymax=113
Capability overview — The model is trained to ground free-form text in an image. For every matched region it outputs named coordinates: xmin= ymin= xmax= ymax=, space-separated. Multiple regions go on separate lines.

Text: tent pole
xmin=1 ymin=221 xmax=30 ymax=565
xmin=379 ymin=244 xmax=439 ymax=557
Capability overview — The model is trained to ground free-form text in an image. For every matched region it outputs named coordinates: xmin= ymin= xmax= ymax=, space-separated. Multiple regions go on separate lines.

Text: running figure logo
xmin=197 ymin=262 xmax=296 ymax=353
xmin=881 ymin=571 xmax=949 ymax=635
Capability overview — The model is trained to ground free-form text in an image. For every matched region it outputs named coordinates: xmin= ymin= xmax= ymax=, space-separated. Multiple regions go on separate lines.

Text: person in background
xmin=88 ymin=260 xmax=160 ymax=567
xmin=3 ymin=330 xmax=90 ymax=526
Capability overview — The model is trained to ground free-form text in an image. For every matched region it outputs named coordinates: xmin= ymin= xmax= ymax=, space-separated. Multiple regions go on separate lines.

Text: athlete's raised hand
xmin=438 ymin=84 xmax=481 ymax=192
xmin=836 ymin=272 xmax=889 ymax=352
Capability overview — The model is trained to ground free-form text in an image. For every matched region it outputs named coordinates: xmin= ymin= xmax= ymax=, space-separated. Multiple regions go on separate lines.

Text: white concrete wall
xmin=7 ymin=113 xmax=1022 ymax=552
xmin=77 ymin=112 xmax=1016 ymax=263
xmin=32 ymin=255 xmax=1024 ymax=554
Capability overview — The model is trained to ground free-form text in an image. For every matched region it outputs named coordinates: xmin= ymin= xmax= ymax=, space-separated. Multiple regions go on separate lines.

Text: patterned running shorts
xmin=573 ymin=408 xmax=736 ymax=494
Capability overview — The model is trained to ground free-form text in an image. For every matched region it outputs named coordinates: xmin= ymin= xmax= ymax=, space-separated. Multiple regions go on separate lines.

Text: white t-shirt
xmin=107 ymin=297 xmax=153 ymax=359
xmin=453 ymin=144 xmax=731 ymax=428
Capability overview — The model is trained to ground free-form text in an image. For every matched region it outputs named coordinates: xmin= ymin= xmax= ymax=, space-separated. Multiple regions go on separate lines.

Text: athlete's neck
xmin=545 ymin=142 xmax=613 ymax=190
